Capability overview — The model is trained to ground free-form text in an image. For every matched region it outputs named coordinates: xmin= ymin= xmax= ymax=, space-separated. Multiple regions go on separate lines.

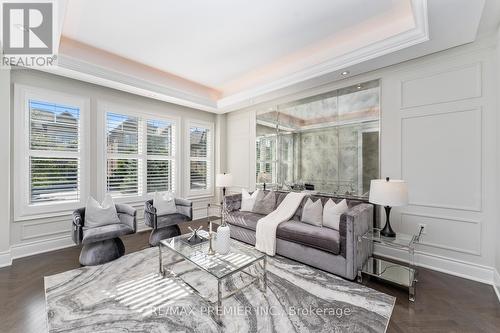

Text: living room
xmin=1 ymin=0 xmax=500 ymax=332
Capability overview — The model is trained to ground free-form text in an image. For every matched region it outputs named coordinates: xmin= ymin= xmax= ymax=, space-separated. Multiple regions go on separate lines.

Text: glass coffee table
xmin=158 ymin=234 xmax=267 ymax=323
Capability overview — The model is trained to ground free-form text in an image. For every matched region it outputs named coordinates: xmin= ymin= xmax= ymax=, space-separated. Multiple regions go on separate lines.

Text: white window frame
xmin=256 ymin=134 xmax=278 ymax=186
xmin=97 ymin=102 xmax=180 ymax=204
xmin=185 ymin=119 xmax=214 ymax=198
xmin=13 ymin=84 xmax=90 ymax=220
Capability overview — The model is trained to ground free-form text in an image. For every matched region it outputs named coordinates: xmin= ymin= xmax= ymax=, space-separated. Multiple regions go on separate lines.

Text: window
xmin=255 ymin=135 xmax=277 ymax=185
xmin=103 ymin=106 xmax=177 ymax=200
xmin=14 ymin=85 xmax=89 ymax=218
xmin=146 ymin=119 xmax=175 ymax=193
xmin=106 ymin=113 xmax=140 ymax=197
xmin=187 ymin=121 xmax=213 ymax=197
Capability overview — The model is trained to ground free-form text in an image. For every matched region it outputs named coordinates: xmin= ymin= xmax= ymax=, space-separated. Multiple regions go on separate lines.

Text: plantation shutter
xmin=189 ymin=126 xmax=211 ymax=191
xmin=146 ymin=119 xmax=175 ymax=193
xmin=29 ymin=100 xmax=80 ymax=204
xmin=106 ymin=113 xmax=139 ymax=197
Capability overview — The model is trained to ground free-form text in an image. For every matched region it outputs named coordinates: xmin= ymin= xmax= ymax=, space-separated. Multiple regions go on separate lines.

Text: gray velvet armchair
xmin=72 ymin=204 xmax=137 ymax=266
xmin=144 ymin=198 xmax=193 ymax=246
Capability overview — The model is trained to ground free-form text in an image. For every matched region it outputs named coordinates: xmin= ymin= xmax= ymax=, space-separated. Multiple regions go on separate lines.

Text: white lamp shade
xmin=216 ymin=173 xmax=233 ymax=188
xmin=369 ymin=179 xmax=408 ymax=207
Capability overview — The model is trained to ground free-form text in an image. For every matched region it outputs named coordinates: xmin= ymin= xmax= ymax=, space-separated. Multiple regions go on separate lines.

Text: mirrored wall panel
xmin=256 ymin=79 xmax=380 ymax=197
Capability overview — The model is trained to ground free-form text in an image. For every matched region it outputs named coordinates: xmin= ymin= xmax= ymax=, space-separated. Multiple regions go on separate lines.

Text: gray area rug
xmin=45 ymin=244 xmax=395 ymax=333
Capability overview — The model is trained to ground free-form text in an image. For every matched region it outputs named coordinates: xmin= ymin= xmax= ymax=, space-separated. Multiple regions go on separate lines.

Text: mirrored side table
xmin=357 ymin=228 xmax=422 ymax=301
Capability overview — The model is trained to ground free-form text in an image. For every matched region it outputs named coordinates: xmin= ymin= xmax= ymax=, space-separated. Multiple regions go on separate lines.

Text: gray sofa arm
xmin=339 ymin=203 xmax=373 ymax=280
xmin=116 ymin=203 xmax=137 ymax=232
xmin=224 ymin=193 xmax=242 ymax=212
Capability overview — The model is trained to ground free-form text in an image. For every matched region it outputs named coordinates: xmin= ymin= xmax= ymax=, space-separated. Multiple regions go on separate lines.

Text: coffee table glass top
xmin=160 ymin=235 xmax=265 ymax=279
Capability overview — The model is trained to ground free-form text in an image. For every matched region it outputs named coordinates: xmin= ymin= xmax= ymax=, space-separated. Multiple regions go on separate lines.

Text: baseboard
xmin=6 ymin=215 xmax=206 ymax=265
xmin=494 ymin=269 xmax=500 ymax=303
xmin=0 ymin=249 xmax=12 ymax=268
xmin=374 ymin=244 xmax=494 ymax=285
xmin=10 ymin=234 xmax=75 ymax=261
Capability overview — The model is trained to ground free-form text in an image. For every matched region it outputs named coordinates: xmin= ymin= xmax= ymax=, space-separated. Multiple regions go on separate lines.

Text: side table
xmin=357 ymin=227 xmax=422 ymax=301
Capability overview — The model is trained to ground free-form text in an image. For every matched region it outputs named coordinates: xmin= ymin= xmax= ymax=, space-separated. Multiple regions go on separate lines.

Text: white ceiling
xmin=47 ymin=0 xmax=496 ymax=113
xmin=62 ymin=0 xmax=414 ymax=90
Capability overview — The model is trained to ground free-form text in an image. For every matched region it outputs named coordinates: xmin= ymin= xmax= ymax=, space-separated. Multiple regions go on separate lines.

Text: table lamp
xmin=216 ymin=173 xmax=233 ymax=198
xmin=369 ymin=177 xmax=408 ymax=237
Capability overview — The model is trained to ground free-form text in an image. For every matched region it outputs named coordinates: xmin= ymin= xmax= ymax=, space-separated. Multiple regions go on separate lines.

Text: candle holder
xmin=207 ymin=221 xmax=216 ymax=255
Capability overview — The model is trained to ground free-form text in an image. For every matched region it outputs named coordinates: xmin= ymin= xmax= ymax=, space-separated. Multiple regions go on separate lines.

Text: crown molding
xmin=40 ymin=54 xmax=218 ymax=112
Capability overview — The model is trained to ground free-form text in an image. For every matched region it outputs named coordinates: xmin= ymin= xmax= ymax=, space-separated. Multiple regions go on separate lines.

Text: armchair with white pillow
xmin=72 ymin=195 xmax=137 ymax=266
xmin=144 ymin=192 xmax=193 ymax=246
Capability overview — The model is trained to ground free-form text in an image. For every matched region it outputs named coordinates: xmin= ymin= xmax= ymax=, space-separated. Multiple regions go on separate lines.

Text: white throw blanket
xmin=255 ymin=192 xmax=306 ymax=256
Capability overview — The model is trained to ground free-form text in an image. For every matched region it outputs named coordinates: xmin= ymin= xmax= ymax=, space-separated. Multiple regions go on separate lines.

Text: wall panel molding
xmin=21 ymin=218 xmax=72 ymax=241
xmin=400 ymin=62 xmax=482 ymax=109
xmin=401 ymin=212 xmax=481 ymax=256
xmin=401 ymin=108 xmax=482 ymax=211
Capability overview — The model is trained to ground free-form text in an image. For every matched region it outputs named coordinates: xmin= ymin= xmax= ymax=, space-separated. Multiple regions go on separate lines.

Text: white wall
xmin=4 ymin=69 xmax=218 ymax=264
xmin=226 ymin=37 xmax=499 ymax=285
xmin=495 ymin=28 xmax=500 ymax=299
xmin=226 ymin=110 xmax=256 ymax=194
xmin=0 ymin=69 xmax=11 ymax=268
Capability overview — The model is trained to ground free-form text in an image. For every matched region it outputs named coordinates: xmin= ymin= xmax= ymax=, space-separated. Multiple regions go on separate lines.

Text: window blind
xmin=146 ymin=119 xmax=175 ymax=193
xmin=106 ymin=113 xmax=139 ymax=154
xmin=30 ymin=157 xmax=79 ymax=203
xmin=106 ymin=113 xmax=176 ymax=197
xmin=189 ymin=126 xmax=211 ymax=191
xmin=256 ymin=136 xmax=277 ymax=185
xmin=147 ymin=159 xmax=172 ymax=193
xmin=30 ymin=101 xmax=79 ymax=151
xmin=147 ymin=119 xmax=173 ymax=156
xmin=106 ymin=158 xmax=138 ymax=196
xmin=29 ymin=100 xmax=80 ymax=204
xmin=106 ymin=113 xmax=139 ymax=197
xmin=190 ymin=127 xmax=208 ymax=158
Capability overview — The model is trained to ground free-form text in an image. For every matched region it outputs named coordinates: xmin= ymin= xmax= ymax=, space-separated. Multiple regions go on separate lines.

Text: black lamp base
xmin=380 ymin=206 xmax=396 ymax=238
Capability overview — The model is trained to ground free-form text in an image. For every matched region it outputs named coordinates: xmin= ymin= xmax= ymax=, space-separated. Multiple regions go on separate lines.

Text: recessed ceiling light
xmin=341 ymin=71 xmax=350 ymax=76
xmin=357 ymin=84 xmax=362 ymax=89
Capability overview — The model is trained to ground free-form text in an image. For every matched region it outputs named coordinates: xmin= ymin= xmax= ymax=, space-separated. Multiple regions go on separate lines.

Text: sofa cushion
xmin=291 ymin=195 xmax=365 ymax=222
xmin=301 ymin=198 xmax=323 ymax=226
xmin=252 ymin=190 xmax=276 ymax=215
xmin=323 ymin=199 xmax=348 ymax=230
xmin=240 ymin=189 xmax=260 ymax=212
xmin=276 ymin=221 xmax=340 ymax=254
xmin=226 ymin=211 xmax=265 ymax=231
xmin=82 ymin=224 xmax=135 ymax=244
xmin=157 ymin=213 xmax=190 ymax=228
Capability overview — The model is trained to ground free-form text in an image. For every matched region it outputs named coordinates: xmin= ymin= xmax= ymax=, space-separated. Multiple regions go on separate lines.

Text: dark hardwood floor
xmin=1 ymin=219 xmax=499 ymax=333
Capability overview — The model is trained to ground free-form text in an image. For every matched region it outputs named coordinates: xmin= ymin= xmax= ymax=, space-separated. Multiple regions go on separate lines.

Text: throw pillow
xmin=301 ymin=198 xmax=323 ymax=226
xmin=85 ymin=194 xmax=121 ymax=228
xmin=153 ymin=191 xmax=177 ymax=215
xmin=240 ymin=189 xmax=260 ymax=212
xmin=252 ymin=191 xmax=277 ymax=215
xmin=323 ymin=199 xmax=348 ymax=230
